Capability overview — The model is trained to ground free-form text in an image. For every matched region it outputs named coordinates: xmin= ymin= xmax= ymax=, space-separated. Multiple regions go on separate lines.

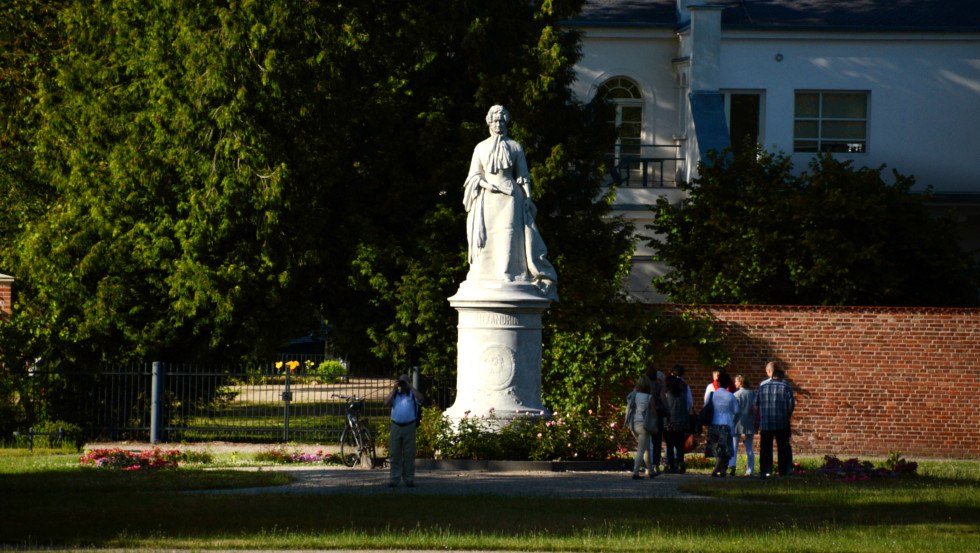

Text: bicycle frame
xmin=334 ymin=394 xmax=376 ymax=467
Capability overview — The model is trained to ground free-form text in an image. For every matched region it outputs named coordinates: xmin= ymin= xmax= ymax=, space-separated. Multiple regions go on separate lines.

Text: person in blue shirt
xmin=754 ymin=366 xmax=795 ymax=478
xmin=384 ymin=374 xmax=425 ymax=487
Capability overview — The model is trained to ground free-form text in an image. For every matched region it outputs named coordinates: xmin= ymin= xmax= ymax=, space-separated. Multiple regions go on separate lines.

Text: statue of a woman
xmin=463 ymin=106 xmax=558 ymax=300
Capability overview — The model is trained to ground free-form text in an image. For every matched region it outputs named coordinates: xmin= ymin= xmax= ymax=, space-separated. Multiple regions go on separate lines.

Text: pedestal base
xmin=445 ymin=279 xmax=552 ymax=425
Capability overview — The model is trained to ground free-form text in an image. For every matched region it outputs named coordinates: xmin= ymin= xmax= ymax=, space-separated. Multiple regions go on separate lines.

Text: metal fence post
xmin=150 ymin=361 xmax=163 ymax=444
xmin=282 ymin=366 xmax=292 ymax=442
xmin=411 ymin=366 xmax=420 ymax=392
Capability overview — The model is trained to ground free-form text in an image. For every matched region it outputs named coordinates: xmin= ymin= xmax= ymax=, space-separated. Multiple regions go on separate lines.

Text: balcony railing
xmin=606 ymin=144 xmax=682 ymax=188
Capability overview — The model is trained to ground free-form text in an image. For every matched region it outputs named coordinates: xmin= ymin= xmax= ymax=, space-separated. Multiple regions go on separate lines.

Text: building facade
xmin=567 ymin=0 xmax=980 ymax=301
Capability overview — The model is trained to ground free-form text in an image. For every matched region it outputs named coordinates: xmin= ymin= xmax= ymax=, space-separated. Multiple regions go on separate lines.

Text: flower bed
xmin=254 ymin=446 xmax=340 ymax=465
xmin=78 ymin=447 xmax=214 ymax=470
xmin=816 ymin=452 xmax=918 ymax=481
xmin=80 ymin=447 xmax=180 ymax=470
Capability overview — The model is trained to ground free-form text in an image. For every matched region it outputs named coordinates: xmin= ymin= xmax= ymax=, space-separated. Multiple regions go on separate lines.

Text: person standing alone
xmin=755 ymin=367 xmax=794 ymax=478
xmin=384 ymin=374 xmax=425 ymax=487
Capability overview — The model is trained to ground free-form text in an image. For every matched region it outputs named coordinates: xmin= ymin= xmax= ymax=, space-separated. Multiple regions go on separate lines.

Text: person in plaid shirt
xmin=754 ymin=366 xmax=795 ymax=477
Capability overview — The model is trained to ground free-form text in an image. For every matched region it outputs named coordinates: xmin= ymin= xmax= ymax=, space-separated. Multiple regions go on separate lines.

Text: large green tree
xmin=648 ymin=146 xmax=980 ymax=306
xmin=4 ymin=0 xmax=634 ymax=376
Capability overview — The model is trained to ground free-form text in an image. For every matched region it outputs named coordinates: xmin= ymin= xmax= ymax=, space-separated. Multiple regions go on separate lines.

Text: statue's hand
xmin=492 ymin=181 xmax=514 ymax=195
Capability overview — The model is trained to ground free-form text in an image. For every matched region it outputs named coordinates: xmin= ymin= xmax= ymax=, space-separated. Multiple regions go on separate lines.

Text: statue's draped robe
xmin=463 ymin=134 xmax=557 ymax=297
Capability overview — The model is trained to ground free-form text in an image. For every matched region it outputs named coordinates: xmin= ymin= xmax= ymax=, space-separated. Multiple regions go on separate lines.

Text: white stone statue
xmin=463 ymin=105 xmax=558 ymax=300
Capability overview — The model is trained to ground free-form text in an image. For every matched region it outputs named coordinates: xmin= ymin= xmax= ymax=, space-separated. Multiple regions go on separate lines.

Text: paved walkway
xmin=203 ymin=464 xmax=704 ymax=499
xmin=90 ymin=442 xmax=707 ymax=499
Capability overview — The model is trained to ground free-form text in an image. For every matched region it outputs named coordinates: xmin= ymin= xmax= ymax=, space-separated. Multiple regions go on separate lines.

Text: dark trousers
xmin=649 ymin=431 xmax=663 ymax=467
xmin=760 ymin=427 xmax=792 ymax=476
xmin=713 ymin=454 xmax=731 ymax=476
xmin=664 ymin=430 xmax=686 ymax=470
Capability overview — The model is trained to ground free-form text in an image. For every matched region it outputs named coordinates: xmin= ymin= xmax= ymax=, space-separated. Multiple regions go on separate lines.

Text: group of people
xmin=627 ymin=361 xmax=795 ymax=479
xmin=625 ymin=365 xmax=693 ymax=478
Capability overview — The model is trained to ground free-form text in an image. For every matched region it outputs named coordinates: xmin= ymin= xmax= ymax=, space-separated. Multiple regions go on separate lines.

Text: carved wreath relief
xmin=480 ymin=344 xmax=516 ymax=391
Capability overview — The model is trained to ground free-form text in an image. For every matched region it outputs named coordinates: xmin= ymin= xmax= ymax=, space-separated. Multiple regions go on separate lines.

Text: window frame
xmin=793 ymin=90 xmax=870 ymax=154
xmin=597 ymin=77 xmax=644 ymax=160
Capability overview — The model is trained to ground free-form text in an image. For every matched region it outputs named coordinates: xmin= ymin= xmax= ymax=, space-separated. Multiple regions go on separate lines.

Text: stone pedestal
xmin=444 ymin=280 xmax=552 ymax=424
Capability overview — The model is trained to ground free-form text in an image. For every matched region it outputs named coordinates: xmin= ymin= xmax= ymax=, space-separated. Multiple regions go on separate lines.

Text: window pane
xmin=620 ymin=138 xmax=641 ymax=157
xmin=822 ymin=120 xmax=866 ymax=139
xmin=795 ymin=93 xmax=819 ymax=117
xmin=599 ymin=77 xmax=642 ymax=100
xmin=794 ymin=120 xmax=819 ymax=139
xmin=621 ymin=106 xmax=642 ymax=122
xmin=620 ymin=122 xmax=641 ymax=139
xmin=605 ymin=88 xmax=633 ymax=99
xmin=820 ymin=141 xmax=865 ymax=153
xmin=794 ymin=140 xmax=818 ymax=152
xmin=822 ymin=93 xmax=867 ymax=118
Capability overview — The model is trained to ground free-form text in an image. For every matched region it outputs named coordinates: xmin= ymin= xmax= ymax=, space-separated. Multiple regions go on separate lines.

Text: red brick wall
xmin=660 ymin=305 xmax=980 ymax=459
xmin=0 ymin=277 xmax=11 ymax=319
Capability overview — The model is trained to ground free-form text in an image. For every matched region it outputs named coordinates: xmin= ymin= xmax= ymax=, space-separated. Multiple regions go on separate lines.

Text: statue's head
xmin=485 ymin=105 xmax=510 ymax=136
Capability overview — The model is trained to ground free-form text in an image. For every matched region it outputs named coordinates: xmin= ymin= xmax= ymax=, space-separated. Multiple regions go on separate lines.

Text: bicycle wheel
xmin=357 ymin=422 xmax=376 ymax=467
xmin=339 ymin=427 xmax=359 ymax=467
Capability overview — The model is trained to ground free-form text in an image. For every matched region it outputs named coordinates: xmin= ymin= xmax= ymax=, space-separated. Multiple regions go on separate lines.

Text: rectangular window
xmin=793 ymin=91 xmax=868 ymax=153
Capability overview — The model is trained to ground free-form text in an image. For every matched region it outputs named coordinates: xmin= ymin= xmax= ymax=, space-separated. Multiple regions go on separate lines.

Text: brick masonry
xmin=660 ymin=305 xmax=980 ymax=459
xmin=0 ymin=274 xmax=12 ymax=319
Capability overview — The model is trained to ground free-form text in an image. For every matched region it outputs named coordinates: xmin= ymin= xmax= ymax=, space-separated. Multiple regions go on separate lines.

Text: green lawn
xmin=2 ymin=449 xmax=978 ymax=552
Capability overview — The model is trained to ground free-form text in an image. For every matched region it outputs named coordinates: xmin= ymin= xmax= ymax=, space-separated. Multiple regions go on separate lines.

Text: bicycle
xmin=332 ymin=394 xmax=376 ymax=467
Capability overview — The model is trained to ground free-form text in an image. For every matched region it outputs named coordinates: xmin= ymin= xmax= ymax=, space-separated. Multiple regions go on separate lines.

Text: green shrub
xmin=414 ymin=407 xmax=625 ymax=461
xmin=308 ymin=360 xmax=346 ymax=383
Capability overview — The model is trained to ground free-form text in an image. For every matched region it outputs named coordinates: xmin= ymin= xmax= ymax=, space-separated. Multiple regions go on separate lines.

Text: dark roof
xmin=574 ymin=0 xmax=677 ymax=27
xmin=572 ymin=0 xmax=980 ymax=32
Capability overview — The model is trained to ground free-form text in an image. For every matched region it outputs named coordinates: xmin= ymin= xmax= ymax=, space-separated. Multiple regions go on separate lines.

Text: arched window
xmin=598 ymin=77 xmax=643 ymax=159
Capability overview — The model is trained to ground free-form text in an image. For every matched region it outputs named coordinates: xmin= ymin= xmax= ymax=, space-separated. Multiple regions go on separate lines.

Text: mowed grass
xmin=1 ymin=449 xmax=978 ymax=552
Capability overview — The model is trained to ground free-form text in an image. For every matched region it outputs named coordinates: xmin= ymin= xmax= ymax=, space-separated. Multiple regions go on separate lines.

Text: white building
xmin=567 ymin=0 xmax=980 ymax=302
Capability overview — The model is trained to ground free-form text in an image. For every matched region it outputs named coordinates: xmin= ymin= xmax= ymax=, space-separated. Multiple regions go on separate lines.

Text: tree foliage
xmin=2 ymin=0 xmax=635 ymax=377
xmin=542 ymin=303 xmax=728 ymax=416
xmin=649 ymin=147 xmax=980 ymax=306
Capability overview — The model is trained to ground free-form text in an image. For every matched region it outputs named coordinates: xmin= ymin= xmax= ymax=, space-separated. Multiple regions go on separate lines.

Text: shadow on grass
xmin=2 ymin=467 xmax=979 ymax=547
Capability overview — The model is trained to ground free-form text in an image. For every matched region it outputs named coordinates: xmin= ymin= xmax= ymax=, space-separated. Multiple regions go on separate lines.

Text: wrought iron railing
xmin=606 ymin=144 xmax=683 ymax=188
xmin=20 ymin=359 xmax=424 ymax=444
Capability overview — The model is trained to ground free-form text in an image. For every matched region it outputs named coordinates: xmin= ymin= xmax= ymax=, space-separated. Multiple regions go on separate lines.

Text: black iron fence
xmin=606 ymin=144 xmax=683 ymax=188
xmin=25 ymin=357 xmax=455 ymax=444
